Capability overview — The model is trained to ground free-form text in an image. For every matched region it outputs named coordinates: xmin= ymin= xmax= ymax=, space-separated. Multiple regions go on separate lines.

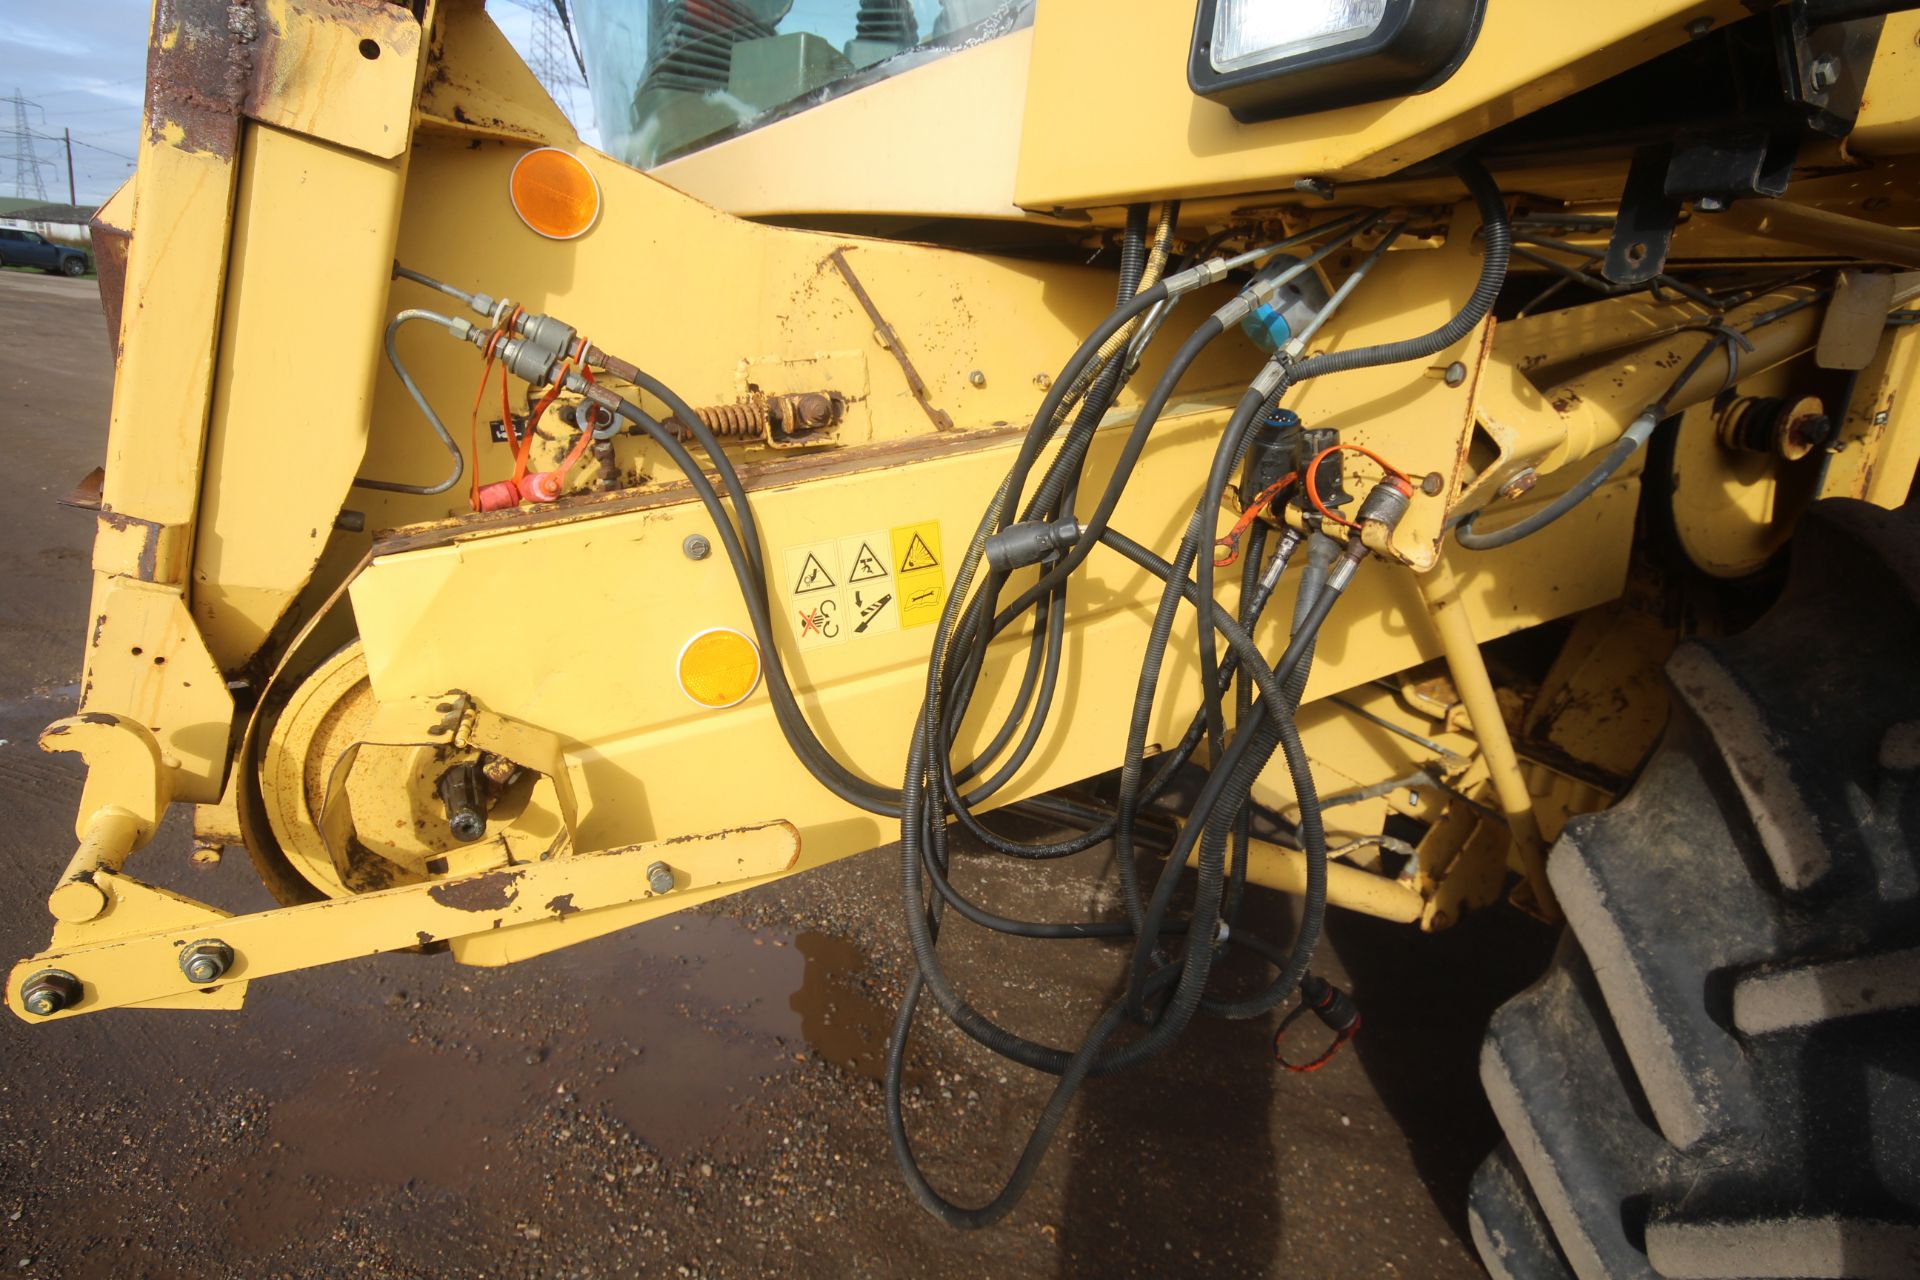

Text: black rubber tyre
xmin=58 ymin=255 xmax=85 ymax=278
xmin=1470 ymin=499 xmax=1920 ymax=1280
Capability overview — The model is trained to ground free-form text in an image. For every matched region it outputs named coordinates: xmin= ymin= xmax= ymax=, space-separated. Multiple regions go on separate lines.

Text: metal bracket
xmin=827 ymin=248 xmax=954 ymax=431
xmin=7 ymin=820 xmax=801 ymax=1022
xmin=318 ymin=691 xmax=581 ymax=885
xmin=1603 ymin=146 xmax=1683 ymax=285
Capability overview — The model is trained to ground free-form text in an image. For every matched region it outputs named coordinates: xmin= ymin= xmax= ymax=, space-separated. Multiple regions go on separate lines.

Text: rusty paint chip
xmin=427 ymin=870 xmax=523 ymax=912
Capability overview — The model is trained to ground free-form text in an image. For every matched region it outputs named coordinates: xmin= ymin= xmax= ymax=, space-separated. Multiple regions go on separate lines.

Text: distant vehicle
xmin=0 ymin=229 xmax=89 ymax=276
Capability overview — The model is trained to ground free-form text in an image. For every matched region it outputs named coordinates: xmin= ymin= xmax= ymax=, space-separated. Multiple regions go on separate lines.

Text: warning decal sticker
xmin=782 ymin=526 xmax=939 ymax=647
xmin=784 ymin=540 xmax=846 ymax=651
xmin=847 ymin=540 xmax=889 ymax=583
xmin=890 ymin=520 xmax=946 ymax=629
xmin=792 ymin=551 xmax=836 ymax=594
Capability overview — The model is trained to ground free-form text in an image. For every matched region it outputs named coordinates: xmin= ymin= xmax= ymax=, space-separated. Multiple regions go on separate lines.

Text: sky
xmin=0 ymin=1 xmax=595 ymax=208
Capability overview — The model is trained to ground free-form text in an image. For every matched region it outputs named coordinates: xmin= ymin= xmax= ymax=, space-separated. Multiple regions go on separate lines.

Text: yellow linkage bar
xmin=7 ymin=819 xmax=799 ymax=1022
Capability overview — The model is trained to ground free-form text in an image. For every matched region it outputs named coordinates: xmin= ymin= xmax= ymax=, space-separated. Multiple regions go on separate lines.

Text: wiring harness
xmin=379 ymin=157 xmax=1513 ymax=1227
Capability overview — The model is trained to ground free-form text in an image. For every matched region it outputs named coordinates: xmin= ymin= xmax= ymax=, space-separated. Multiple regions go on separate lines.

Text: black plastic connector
xmin=1298 ymin=974 xmax=1360 ymax=1037
xmin=1238 ymin=407 xmax=1302 ymax=510
xmin=1274 ymin=973 xmax=1362 ymax=1074
xmin=984 ymin=517 xmax=1082 ymax=573
xmin=1293 ymin=427 xmax=1347 ymax=518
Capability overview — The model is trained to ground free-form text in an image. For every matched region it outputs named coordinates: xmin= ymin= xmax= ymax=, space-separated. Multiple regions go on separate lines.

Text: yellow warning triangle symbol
xmin=794 ymin=552 xmax=835 ymax=593
xmin=898 ymin=533 xmax=938 ymax=573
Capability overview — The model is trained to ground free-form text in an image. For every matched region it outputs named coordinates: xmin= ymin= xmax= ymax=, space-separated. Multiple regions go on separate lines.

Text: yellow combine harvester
xmin=14 ymin=0 xmax=1920 ymax=1270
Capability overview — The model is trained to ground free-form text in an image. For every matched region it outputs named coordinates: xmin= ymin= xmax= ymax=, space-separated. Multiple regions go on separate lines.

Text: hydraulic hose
xmin=1287 ymin=157 xmax=1509 ymax=383
xmin=1454 ymin=409 xmax=1657 ymax=550
xmin=354 ymin=309 xmax=470 ymax=496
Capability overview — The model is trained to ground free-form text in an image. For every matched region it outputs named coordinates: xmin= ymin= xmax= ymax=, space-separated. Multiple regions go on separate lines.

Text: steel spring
xmin=686 ymin=400 xmax=765 ymax=438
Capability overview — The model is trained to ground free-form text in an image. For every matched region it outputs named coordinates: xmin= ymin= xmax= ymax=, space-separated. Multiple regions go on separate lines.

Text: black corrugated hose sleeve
xmin=1287 ymin=156 xmax=1509 ymax=383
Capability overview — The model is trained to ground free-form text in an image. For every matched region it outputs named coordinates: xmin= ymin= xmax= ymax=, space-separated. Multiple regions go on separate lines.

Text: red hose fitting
xmin=476 ymin=480 xmax=521 ymax=512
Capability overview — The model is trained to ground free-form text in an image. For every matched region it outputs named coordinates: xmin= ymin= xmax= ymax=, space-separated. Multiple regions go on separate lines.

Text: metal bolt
xmin=1696 ymin=195 xmax=1727 ymax=213
xmin=19 ymin=969 xmax=81 ymax=1017
xmin=1442 ymin=361 xmax=1467 ymax=388
xmin=1420 ymin=471 xmax=1446 ymax=498
xmin=1809 ymin=54 xmax=1840 ymax=92
xmin=682 ymin=533 xmax=712 ymax=561
xmin=178 ymin=939 xmax=235 ymax=986
xmin=1293 ymin=176 xmax=1335 ymax=201
xmin=968 ymin=370 xmax=987 ymax=388
xmin=794 ymin=393 xmax=835 ymax=430
xmin=1685 ymin=16 xmax=1713 ymax=38
xmin=1033 ymin=372 xmax=1053 ymax=391
xmin=646 ymin=862 xmax=675 ymax=895
xmin=448 ymin=810 xmax=486 ymax=842
xmin=1499 ymin=469 xmax=1539 ymax=500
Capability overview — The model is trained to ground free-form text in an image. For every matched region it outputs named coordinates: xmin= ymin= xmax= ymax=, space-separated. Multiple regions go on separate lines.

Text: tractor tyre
xmin=1468 ymin=498 xmax=1920 ymax=1279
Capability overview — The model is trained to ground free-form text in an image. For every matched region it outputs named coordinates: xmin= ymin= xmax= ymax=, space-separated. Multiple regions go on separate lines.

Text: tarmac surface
xmin=0 ymin=268 xmax=1557 ymax=1278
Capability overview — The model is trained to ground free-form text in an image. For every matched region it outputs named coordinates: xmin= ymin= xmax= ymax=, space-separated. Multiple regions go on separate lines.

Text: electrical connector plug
xmin=984 ymin=517 xmax=1082 ymax=573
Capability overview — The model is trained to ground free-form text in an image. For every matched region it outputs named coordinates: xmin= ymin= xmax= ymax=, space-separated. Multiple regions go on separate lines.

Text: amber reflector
xmin=676 ymin=628 xmax=761 ymax=710
xmin=509 ymin=147 xmax=601 ymax=240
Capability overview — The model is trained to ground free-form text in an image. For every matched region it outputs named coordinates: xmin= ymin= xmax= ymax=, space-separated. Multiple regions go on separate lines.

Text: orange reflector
xmin=509 ymin=147 xmax=601 ymax=240
xmin=676 ymin=628 xmax=762 ymax=710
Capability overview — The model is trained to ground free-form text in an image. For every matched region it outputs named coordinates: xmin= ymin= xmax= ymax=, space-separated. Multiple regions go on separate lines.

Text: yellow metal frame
xmin=17 ymin=0 xmax=1920 ymax=1020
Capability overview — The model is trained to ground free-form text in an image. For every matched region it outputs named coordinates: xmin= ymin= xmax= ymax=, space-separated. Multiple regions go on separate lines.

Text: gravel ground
xmin=0 ymin=269 xmax=1555 ymax=1278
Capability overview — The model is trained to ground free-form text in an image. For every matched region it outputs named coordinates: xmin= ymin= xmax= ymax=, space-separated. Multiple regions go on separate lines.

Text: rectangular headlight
xmin=1209 ymin=0 xmax=1390 ymax=75
xmin=1190 ymin=0 xmax=1485 ymax=123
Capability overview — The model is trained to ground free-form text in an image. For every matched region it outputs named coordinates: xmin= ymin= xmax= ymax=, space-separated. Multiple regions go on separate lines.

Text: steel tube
xmin=1415 ymin=555 xmax=1560 ymax=922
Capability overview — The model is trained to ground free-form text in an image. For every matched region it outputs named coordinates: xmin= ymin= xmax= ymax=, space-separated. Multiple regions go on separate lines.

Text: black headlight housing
xmin=1189 ymin=0 xmax=1487 ymax=124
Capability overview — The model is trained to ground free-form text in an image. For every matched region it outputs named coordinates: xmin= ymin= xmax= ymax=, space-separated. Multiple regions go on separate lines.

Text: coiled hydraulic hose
xmin=887 ymin=160 xmax=1513 ymax=1230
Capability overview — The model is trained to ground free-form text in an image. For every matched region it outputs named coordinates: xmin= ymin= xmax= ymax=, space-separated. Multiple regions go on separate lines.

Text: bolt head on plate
xmin=178 ymin=939 xmax=235 ymax=986
xmin=967 ymin=370 xmax=987 ymax=388
xmin=646 ymin=861 xmax=675 ymax=895
xmin=683 ymin=533 xmax=712 ymax=561
xmin=20 ymin=969 xmax=82 ymax=1017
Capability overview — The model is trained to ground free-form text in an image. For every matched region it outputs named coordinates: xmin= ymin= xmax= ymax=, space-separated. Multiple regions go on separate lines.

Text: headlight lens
xmin=1210 ymin=0 xmax=1389 ymax=75
xmin=1189 ymin=0 xmax=1485 ymax=123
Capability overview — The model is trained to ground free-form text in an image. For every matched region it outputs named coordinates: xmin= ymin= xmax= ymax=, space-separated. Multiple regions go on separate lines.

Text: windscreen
xmin=570 ymin=1 xmax=1035 ymax=170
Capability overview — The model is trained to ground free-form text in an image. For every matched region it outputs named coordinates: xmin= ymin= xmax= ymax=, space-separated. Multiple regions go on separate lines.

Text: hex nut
xmin=178 ymin=939 xmax=235 ymax=986
xmin=646 ymin=862 xmax=675 ymax=895
xmin=968 ymin=370 xmax=987 ymax=388
xmin=1443 ymin=361 xmax=1467 ymax=388
xmin=682 ymin=533 xmax=712 ymax=561
xmin=20 ymin=969 xmax=82 ymax=1017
